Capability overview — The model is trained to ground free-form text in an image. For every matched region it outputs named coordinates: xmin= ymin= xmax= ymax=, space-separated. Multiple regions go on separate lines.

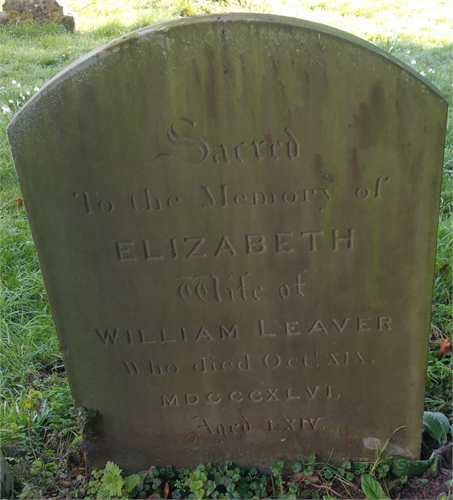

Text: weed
xmin=87 ymin=461 xmax=140 ymax=499
xmin=270 ymin=460 xmax=285 ymax=498
xmin=423 ymin=411 xmax=450 ymax=444
xmin=129 ymin=461 xmax=268 ymax=499
xmin=86 ymin=455 xmax=420 ymax=499
xmin=361 ymin=473 xmax=387 ymax=499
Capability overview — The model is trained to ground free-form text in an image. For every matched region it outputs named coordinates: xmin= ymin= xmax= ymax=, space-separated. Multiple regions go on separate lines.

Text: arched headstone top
xmin=8 ymin=13 xmax=446 ymax=137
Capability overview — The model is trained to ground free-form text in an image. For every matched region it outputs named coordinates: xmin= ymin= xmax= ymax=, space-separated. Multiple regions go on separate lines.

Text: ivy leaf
xmin=270 ymin=460 xmax=284 ymax=476
xmin=422 ymin=412 xmax=449 ymax=443
xmin=361 ymin=474 xmax=386 ymax=499
xmin=391 ymin=457 xmax=433 ymax=478
xmin=292 ymin=462 xmax=302 ymax=473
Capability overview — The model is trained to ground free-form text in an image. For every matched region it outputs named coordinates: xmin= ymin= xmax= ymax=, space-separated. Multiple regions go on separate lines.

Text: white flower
xmin=17 ymin=83 xmax=21 ymax=88
xmin=420 ymin=71 xmax=426 ymax=76
xmin=406 ymin=50 xmax=411 ymax=54
xmin=26 ymin=91 xmax=30 ymax=95
xmin=9 ymin=99 xmax=13 ymax=103
xmin=34 ymin=86 xmax=39 ymax=92
xmin=428 ymin=68 xmax=435 ymax=73
xmin=11 ymin=79 xmax=17 ymax=85
xmin=410 ymin=59 xmax=416 ymax=65
xmin=2 ymin=105 xmax=11 ymax=115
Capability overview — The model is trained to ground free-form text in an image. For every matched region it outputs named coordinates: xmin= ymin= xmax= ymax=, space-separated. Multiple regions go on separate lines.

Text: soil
xmin=397 ymin=472 xmax=451 ymax=499
xmin=287 ymin=471 xmax=452 ymax=499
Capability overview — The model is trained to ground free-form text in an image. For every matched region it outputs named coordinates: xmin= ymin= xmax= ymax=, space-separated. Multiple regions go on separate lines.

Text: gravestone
xmin=0 ymin=0 xmax=75 ymax=30
xmin=7 ymin=14 xmax=447 ymax=472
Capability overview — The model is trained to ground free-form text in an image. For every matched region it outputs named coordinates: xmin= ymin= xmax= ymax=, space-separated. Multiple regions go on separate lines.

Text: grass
xmin=272 ymin=0 xmax=453 ymax=45
xmin=0 ymin=0 xmax=452 ymax=498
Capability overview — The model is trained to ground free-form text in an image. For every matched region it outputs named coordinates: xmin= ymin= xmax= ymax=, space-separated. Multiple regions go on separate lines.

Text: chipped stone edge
xmin=363 ymin=437 xmax=416 ymax=460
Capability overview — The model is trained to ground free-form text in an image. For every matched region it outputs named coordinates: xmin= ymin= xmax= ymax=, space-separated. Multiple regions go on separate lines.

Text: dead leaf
xmin=60 ymin=480 xmax=73 ymax=487
xmin=139 ymin=465 xmax=156 ymax=485
xmin=292 ymin=472 xmax=320 ymax=483
xmin=15 ymin=198 xmax=23 ymax=207
xmin=71 ymin=467 xmax=87 ymax=477
xmin=83 ymin=452 xmax=88 ymax=470
xmin=162 ymin=481 xmax=169 ymax=499
xmin=438 ymin=263 xmax=449 ymax=273
xmin=148 ymin=494 xmax=161 ymax=499
xmin=439 ymin=338 xmax=451 ymax=357
xmin=432 ymin=443 xmax=452 ymax=474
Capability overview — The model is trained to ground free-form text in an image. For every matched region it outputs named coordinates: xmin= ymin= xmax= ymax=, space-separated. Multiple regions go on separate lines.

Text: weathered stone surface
xmin=1 ymin=0 xmax=75 ymax=30
xmin=7 ymin=14 xmax=447 ymax=472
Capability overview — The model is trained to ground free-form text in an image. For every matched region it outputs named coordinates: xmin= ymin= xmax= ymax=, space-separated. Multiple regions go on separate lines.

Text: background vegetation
xmin=1 ymin=0 xmax=451 ymax=498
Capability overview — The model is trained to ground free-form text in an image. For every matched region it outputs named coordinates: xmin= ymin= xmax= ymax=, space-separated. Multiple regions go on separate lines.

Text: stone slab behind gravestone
xmin=7 ymin=14 xmax=447 ymax=472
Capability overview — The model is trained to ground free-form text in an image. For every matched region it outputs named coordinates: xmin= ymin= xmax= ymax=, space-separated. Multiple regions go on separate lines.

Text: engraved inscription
xmin=258 ymin=316 xmax=391 ymax=336
xmin=176 ymin=273 xmax=263 ymax=302
xmin=96 ymin=324 xmax=240 ymax=345
xmin=268 ymin=417 xmax=324 ymax=431
xmin=120 ymin=350 xmax=374 ymax=379
xmin=155 ymin=118 xmax=301 ymax=165
xmin=155 ymin=118 xmax=209 ymax=164
xmin=130 ymin=188 xmax=182 ymax=211
xmin=77 ymin=94 xmax=396 ymax=456
xmin=261 ymin=351 xmax=374 ymax=369
xmin=332 ymin=229 xmax=354 ymax=250
xmin=122 ymin=360 xmax=185 ymax=377
xmin=193 ymin=355 xmax=251 ymax=373
xmin=95 ymin=328 xmax=119 ymax=345
xmin=114 ymin=228 xmax=356 ymax=262
xmin=185 ymin=415 xmax=251 ymax=443
xmin=278 ymin=271 xmax=306 ymax=299
xmin=148 ymin=361 xmax=179 ymax=375
xmin=72 ymin=174 xmax=389 ymax=217
xmin=161 ymin=386 xmax=339 ymax=407
xmin=72 ymin=175 xmax=390 ymax=217
xmin=200 ymin=184 xmax=334 ymax=211
xmin=95 ymin=316 xmax=391 ymax=346
xmin=185 ymin=415 xmax=326 ymax=443
xmin=355 ymin=176 xmax=390 ymax=199
xmin=123 ymin=361 xmax=140 ymax=376
xmin=73 ymin=191 xmax=114 ymax=214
